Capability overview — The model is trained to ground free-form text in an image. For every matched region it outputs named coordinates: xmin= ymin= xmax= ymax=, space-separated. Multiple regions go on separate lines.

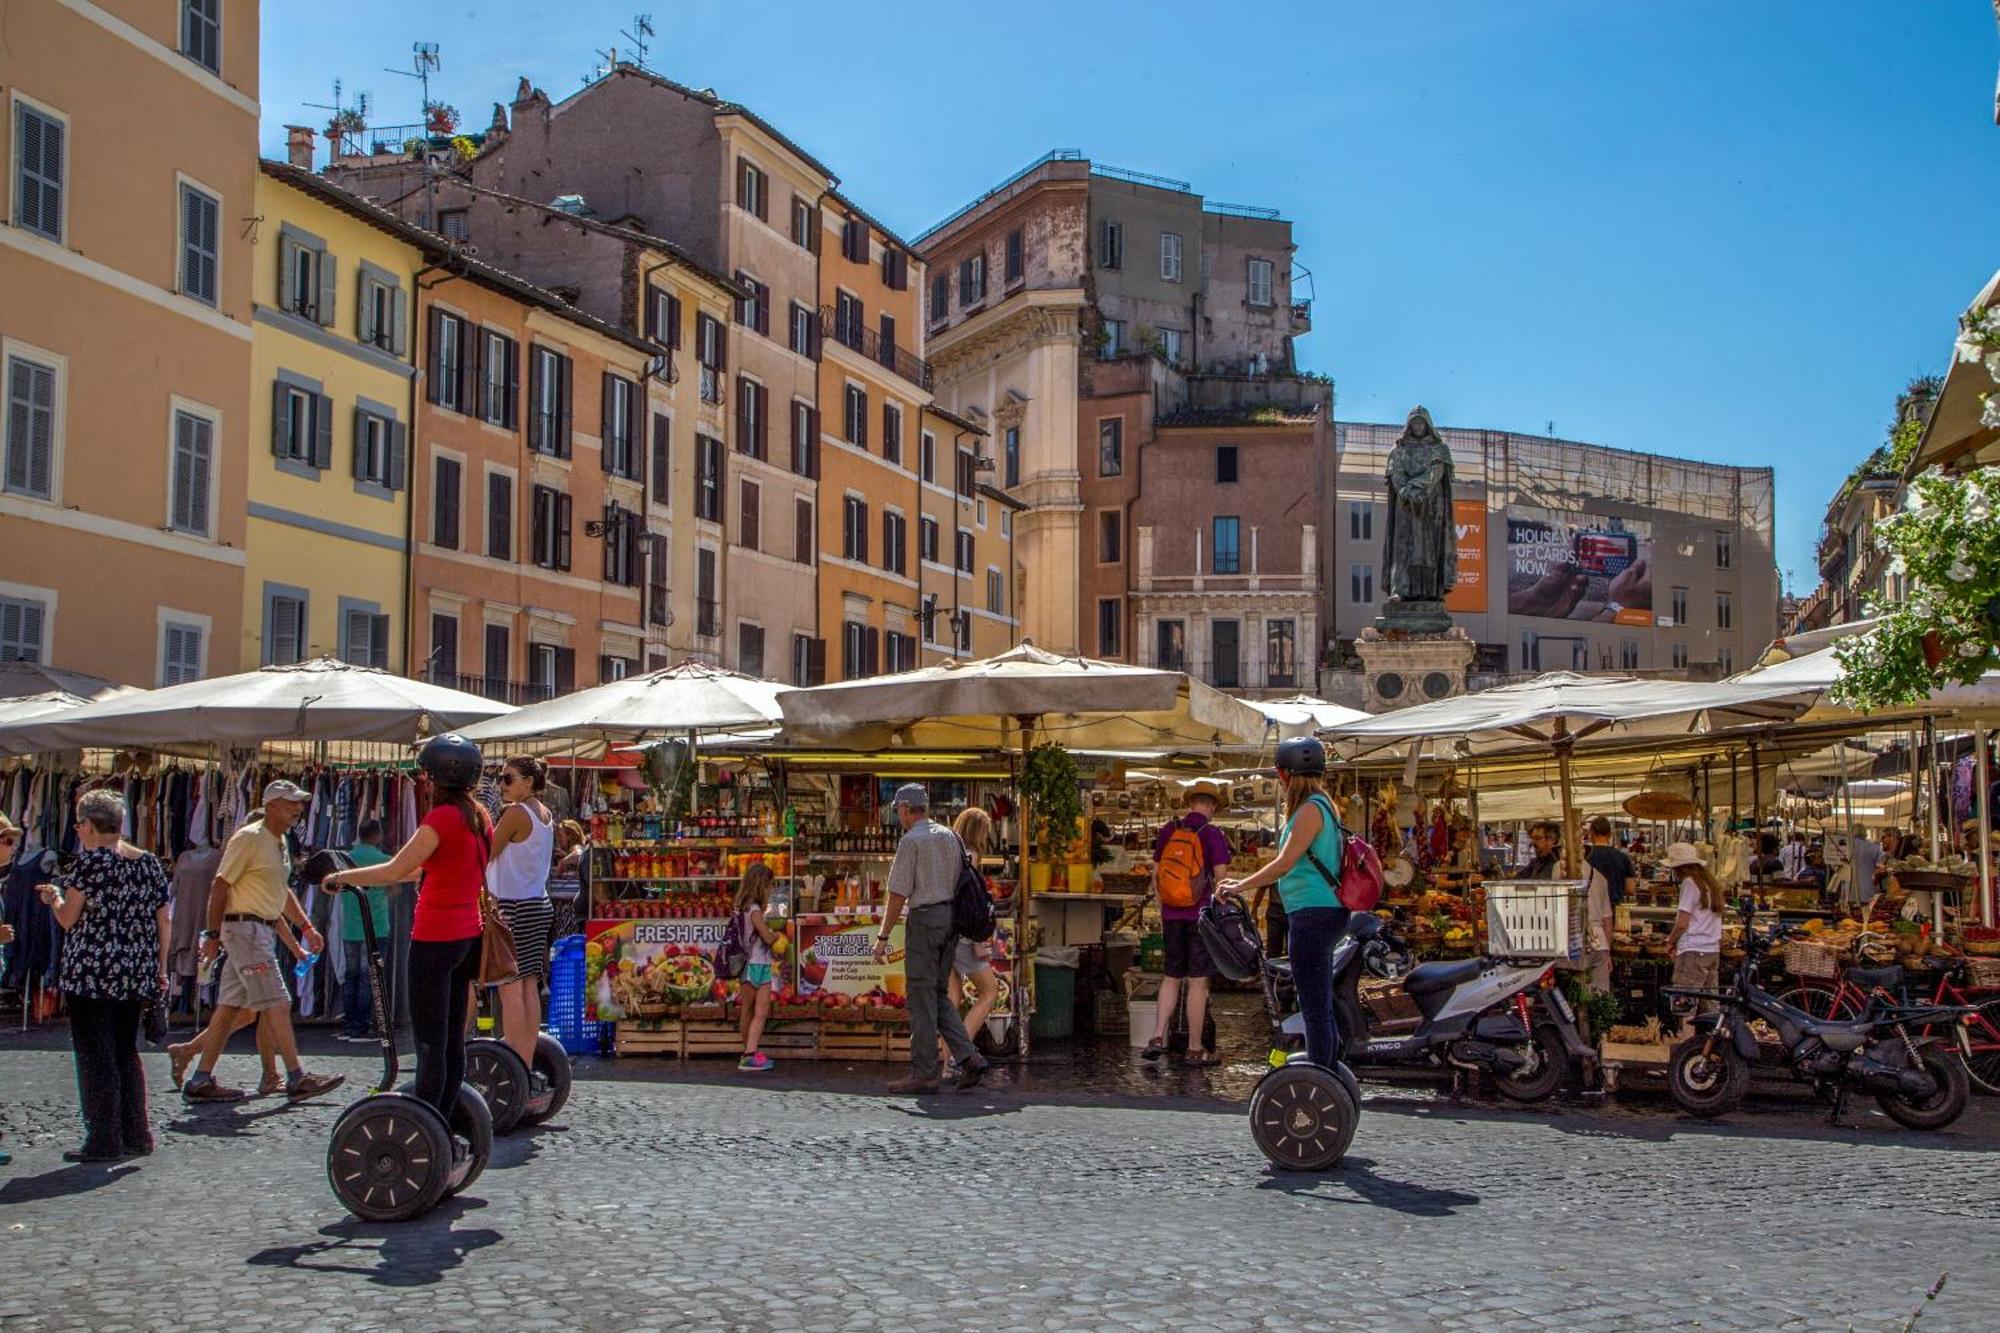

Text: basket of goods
xmin=1782 ymin=927 xmax=1844 ymax=979
xmin=772 ymin=985 xmax=820 ymax=1020
xmin=682 ymin=1001 xmax=725 ymax=1022
xmin=1623 ymin=790 xmax=1697 ymax=821
xmin=1962 ymin=926 xmax=2000 ymax=958
xmin=1891 ymin=868 xmax=1973 ymax=894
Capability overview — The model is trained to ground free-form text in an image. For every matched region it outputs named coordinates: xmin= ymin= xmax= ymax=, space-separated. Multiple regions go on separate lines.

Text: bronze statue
xmin=1379 ymin=406 xmax=1456 ymax=631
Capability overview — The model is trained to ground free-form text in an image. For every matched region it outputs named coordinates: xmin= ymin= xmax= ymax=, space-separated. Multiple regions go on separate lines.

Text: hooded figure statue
xmin=1383 ymin=406 xmax=1457 ymax=605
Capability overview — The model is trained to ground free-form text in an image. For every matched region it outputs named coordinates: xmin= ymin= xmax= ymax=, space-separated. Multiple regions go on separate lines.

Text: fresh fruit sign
xmin=585 ymin=917 xmax=730 ymax=1020
xmin=795 ymin=916 xmax=905 ymax=999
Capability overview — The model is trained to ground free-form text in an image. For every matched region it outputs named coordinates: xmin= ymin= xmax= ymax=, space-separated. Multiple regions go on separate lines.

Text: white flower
xmin=1984 ymin=394 xmax=2000 ymax=429
xmin=1948 ymin=558 xmax=1975 ymax=582
xmin=1905 ymin=486 xmax=1928 ymax=512
xmin=1986 ymin=350 xmax=2000 ymax=380
xmin=1959 ymin=641 xmax=1987 ymax=659
xmin=1970 ymin=491 xmax=1994 ymax=521
xmin=1962 ymin=339 xmax=1988 ymax=364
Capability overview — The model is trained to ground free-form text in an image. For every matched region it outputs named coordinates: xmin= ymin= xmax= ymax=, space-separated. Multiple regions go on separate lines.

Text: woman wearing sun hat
xmin=1663 ymin=841 xmax=1726 ymax=1016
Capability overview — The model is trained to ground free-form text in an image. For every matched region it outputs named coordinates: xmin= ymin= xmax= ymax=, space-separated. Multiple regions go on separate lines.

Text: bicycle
xmin=1775 ymin=949 xmax=2000 ymax=1095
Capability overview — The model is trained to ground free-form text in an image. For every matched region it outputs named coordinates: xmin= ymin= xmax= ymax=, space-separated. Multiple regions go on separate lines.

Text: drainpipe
xmin=638 ymin=253 xmax=680 ymax=662
xmin=406 ymin=262 xmax=445 ymax=680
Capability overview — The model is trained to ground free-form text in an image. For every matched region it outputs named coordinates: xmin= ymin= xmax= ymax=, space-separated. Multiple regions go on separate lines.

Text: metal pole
xmin=1924 ymin=718 xmax=1941 ymax=862
xmin=1842 ymin=740 xmax=1858 ymax=908
xmin=1978 ymin=730 xmax=1994 ymax=930
xmin=1749 ymin=739 xmax=1764 ymax=891
xmin=1554 ymin=718 xmax=1580 ymax=879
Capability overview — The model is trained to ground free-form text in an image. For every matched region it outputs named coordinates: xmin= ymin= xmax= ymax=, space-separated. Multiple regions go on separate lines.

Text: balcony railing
xmin=696 ymin=598 xmax=720 ymax=638
xmin=820 ymin=307 xmax=932 ymax=390
xmin=442 ymin=673 xmax=555 ymax=706
xmin=698 ymin=364 xmax=724 ymax=405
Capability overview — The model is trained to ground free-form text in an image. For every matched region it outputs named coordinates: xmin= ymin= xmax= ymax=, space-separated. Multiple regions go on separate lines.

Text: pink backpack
xmin=1303 ymin=794 xmax=1385 ymax=912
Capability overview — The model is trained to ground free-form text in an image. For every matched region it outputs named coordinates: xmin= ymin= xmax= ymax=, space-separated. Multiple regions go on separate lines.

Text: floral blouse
xmin=56 ymin=847 xmax=170 ymax=1000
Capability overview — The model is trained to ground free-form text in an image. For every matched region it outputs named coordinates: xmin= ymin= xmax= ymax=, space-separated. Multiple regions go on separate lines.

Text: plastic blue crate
xmin=548 ymin=934 xmax=599 ymax=1055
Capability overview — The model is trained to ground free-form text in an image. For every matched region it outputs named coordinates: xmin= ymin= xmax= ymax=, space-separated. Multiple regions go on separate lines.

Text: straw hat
xmin=1183 ymin=780 xmax=1229 ymax=811
xmin=1663 ymin=841 xmax=1705 ymax=870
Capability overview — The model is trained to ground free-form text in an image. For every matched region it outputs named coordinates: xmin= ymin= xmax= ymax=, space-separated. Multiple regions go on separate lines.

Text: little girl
xmin=734 ymin=862 xmax=780 ymax=1072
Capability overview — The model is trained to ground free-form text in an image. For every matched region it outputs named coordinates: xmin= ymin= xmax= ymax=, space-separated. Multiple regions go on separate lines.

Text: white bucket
xmin=1126 ymin=998 xmax=1158 ymax=1047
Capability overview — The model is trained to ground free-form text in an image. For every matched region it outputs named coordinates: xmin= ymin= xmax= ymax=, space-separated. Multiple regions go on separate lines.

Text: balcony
xmin=698 ymin=364 xmax=724 ymax=405
xmin=441 ymin=673 xmax=555 ymax=706
xmin=696 ymin=598 xmax=720 ymax=638
xmin=820 ymin=307 xmax=933 ymax=390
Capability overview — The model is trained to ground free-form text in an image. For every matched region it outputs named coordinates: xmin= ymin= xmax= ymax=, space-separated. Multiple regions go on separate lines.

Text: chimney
xmin=486 ymin=101 xmax=510 ymax=147
xmin=284 ymin=125 xmax=315 ymax=171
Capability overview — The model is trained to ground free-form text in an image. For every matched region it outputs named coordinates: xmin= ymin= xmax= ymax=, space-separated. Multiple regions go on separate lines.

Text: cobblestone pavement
xmin=2 ymin=1018 xmax=1997 ymax=1333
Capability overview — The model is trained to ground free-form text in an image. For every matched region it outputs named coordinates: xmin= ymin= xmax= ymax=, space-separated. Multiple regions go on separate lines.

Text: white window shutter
xmin=393 ymin=289 xmax=409 ymax=356
xmin=357 ymin=275 xmax=375 ymax=345
xmin=317 ymin=252 xmax=338 ymax=328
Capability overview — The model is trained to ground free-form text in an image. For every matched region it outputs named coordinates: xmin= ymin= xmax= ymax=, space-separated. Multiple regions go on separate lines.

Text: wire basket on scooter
xmin=1485 ymin=879 xmax=1586 ymax=961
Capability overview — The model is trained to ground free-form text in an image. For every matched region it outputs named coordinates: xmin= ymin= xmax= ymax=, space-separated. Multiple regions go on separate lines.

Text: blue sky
xmin=260 ymin=1 xmax=2000 ymax=594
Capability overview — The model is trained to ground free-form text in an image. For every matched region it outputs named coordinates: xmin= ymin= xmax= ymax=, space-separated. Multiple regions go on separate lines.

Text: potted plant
xmin=1020 ymin=743 xmax=1084 ymax=894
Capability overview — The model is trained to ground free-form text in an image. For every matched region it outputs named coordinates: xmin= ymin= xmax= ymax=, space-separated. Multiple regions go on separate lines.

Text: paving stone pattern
xmin=1 ymin=1029 xmax=1996 ymax=1332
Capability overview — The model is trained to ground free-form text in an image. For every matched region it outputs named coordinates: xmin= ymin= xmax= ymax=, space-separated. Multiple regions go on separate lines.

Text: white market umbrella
xmin=779 ymin=643 xmax=1267 ymax=752
xmin=1321 ymin=671 xmax=1811 ymax=874
xmin=0 ymin=656 xmax=511 ymax=752
xmin=458 ymin=661 xmax=790 ymax=754
xmin=1251 ymin=694 xmax=1371 ymax=739
xmin=779 ymin=642 xmax=1269 ymax=1056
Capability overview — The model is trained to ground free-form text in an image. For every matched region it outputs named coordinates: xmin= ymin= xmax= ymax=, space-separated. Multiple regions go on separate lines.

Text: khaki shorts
xmin=218 ymin=920 xmax=290 ymax=1012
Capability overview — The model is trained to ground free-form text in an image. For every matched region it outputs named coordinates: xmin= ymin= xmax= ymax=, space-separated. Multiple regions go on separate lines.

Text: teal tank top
xmin=1276 ymin=793 xmax=1345 ymax=912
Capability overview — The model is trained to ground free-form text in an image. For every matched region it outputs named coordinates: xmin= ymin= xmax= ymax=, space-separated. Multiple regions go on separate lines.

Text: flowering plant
xmin=1833 ymin=467 xmax=2000 ymax=709
xmin=1955 ymin=303 xmax=2000 ymax=429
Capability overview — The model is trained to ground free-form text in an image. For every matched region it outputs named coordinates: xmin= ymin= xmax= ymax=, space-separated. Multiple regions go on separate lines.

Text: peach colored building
xmin=409 ymin=252 xmax=665 ymax=701
xmin=1 ymin=1 xmax=259 ymax=685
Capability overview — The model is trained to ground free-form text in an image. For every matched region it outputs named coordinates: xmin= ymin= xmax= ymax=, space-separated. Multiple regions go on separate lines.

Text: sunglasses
xmin=501 ymin=772 xmax=527 ymax=784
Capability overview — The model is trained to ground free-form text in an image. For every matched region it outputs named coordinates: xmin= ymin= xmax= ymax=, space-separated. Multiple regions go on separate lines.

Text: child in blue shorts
xmin=734 ymin=862 xmax=780 ymax=1071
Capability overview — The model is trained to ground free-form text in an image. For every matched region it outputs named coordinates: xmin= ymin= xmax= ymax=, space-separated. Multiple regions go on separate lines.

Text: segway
xmin=464 ymin=1023 xmax=572 ymax=1135
xmin=1201 ymin=894 xmax=1361 ymax=1173
xmin=324 ymin=875 xmax=492 ymax=1222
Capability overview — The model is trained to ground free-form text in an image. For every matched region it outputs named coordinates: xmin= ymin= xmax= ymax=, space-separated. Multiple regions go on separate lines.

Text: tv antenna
xmin=622 ymin=14 xmax=655 ymax=69
xmin=385 ymin=42 xmax=444 ymax=229
xmin=303 ymin=79 xmax=372 ymax=159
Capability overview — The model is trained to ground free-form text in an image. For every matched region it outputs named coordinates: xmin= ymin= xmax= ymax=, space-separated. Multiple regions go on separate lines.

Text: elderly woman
xmin=37 ymin=790 xmax=172 ymax=1162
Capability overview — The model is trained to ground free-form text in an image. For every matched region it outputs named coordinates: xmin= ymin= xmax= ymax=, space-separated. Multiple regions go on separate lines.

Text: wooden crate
xmin=684 ymin=1019 xmax=816 ymax=1059
xmin=816 ymin=1021 xmax=912 ymax=1063
xmin=614 ymin=1021 xmax=684 ymax=1057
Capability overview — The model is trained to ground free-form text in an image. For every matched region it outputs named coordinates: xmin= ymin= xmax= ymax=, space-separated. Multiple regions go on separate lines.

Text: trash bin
xmin=1030 ymin=946 xmax=1080 ymax=1042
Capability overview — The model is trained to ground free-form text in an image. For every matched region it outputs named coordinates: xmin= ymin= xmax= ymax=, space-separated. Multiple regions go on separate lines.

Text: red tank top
xmin=412 ymin=803 xmax=487 ymax=942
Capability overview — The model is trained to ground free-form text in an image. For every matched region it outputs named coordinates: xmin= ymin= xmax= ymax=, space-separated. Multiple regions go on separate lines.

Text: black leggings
xmin=407 ymin=936 xmax=480 ymax=1116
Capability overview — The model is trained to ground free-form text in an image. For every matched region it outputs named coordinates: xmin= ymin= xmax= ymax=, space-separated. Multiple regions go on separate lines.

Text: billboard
xmin=1505 ymin=508 xmax=1652 ymax=627
xmin=1445 ymin=499 xmax=1487 ymax=613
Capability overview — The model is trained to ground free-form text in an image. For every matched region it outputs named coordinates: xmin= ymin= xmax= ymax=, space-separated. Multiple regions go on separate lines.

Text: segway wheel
xmin=1250 ymin=1063 xmax=1358 ymax=1173
xmin=446 ymin=1083 xmax=493 ymax=1196
xmin=463 ymin=1040 xmax=531 ymax=1135
xmin=327 ymin=1093 xmax=453 ymax=1222
xmin=518 ymin=1033 xmax=573 ymax=1127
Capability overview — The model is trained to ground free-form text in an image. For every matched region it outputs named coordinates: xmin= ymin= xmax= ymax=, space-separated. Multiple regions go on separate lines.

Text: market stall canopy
xmin=1251 ymin=694 xmax=1372 ymax=738
xmin=1731 ymin=637 xmax=2000 ymax=724
xmin=0 ymin=657 xmax=511 ymax=752
xmin=0 ymin=660 xmax=135 ymax=703
xmin=776 ymin=643 xmax=1269 ymax=751
xmin=0 ymin=690 xmax=98 ymax=734
xmin=457 ymin=661 xmax=790 ymax=755
xmin=1318 ymin=671 xmax=1811 ymax=760
xmin=1909 ymin=267 xmax=2000 ymax=476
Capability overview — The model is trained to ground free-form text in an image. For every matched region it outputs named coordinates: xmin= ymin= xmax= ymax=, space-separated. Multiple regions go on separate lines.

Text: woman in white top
xmin=1663 ymin=841 xmax=1727 ymax=1017
xmin=488 ymin=755 xmax=557 ymax=1068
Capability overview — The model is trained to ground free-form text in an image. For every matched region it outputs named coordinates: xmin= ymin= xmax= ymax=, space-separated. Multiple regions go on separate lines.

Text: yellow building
xmin=244 ymin=161 xmax=424 ymax=669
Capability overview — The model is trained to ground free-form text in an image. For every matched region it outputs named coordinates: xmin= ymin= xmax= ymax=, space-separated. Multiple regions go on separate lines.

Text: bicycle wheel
xmin=1773 ymin=983 xmax=1856 ymax=1022
xmin=1962 ymin=998 xmax=2000 ymax=1096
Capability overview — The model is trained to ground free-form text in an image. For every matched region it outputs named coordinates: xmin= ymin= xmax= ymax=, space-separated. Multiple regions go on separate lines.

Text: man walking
xmin=873 ymin=784 xmax=987 ymax=1094
xmin=338 ymin=819 xmax=394 ymax=1040
xmin=1142 ymin=781 xmax=1232 ymax=1065
xmin=177 ymin=781 xmax=344 ymax=1103
xmin=1582 ymin=816 xmax=1636 ymax=993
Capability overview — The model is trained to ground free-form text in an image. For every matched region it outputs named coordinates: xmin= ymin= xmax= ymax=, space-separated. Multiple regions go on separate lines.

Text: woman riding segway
xmin=1218 ymin=737 xmax=1361 ymax=1171
xmin=318 ymin=734 xmax=497 ymax=1220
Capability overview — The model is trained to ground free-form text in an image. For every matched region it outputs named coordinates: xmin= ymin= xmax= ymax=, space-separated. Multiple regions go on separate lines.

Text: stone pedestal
xmin=1354 ymin=627 xmax=1477 ymax=713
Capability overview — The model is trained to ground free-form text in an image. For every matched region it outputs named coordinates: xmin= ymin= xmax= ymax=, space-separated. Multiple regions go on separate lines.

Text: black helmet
xmin=1275 ymin=736 xmax=1327 ymax=777
xmin=419 ymin=733 xmax=483 ymax=787
xmin=1197 ymin=896 xmax=1264 ymax=982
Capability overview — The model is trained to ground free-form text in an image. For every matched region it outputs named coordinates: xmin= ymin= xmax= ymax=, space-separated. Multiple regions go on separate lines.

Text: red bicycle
xmin=1776 ymin=955 xmax=2000 ymax=1095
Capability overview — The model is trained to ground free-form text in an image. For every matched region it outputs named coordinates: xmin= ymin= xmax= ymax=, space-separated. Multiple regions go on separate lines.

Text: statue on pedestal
xmin=1377 ymin=405 xmax=1457 ymax=634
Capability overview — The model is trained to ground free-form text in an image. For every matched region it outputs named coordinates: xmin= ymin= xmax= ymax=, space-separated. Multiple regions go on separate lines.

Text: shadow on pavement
xmin=0 ymin=1161 xmax=140 ymax=1204
xmin=486 ymin=1122 xmax=566 ymax=1170
xmin=245 ymin=1198 xmax=502 ymax=1287
xmin=1254 ymin=1156 xmax=1480 ymax=1217
xmin=163 ymin=1100 xmax=307 ymax=1138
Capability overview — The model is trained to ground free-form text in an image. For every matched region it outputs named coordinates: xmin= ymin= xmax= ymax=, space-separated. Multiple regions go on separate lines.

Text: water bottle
xmin=294 ymin=951 xmax=319 ymax=982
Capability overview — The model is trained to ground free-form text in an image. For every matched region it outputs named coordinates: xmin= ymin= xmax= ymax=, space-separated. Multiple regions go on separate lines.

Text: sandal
xmin=1139 ymin=1039 xmax=1166 ymax=1062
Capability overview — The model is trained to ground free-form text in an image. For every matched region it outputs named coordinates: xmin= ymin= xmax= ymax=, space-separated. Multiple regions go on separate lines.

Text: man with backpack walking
xmin=874 ymin=784 xmax=989 ymax=1094
xmin=1141 ymin=782 xmax=1234 ymax=1066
